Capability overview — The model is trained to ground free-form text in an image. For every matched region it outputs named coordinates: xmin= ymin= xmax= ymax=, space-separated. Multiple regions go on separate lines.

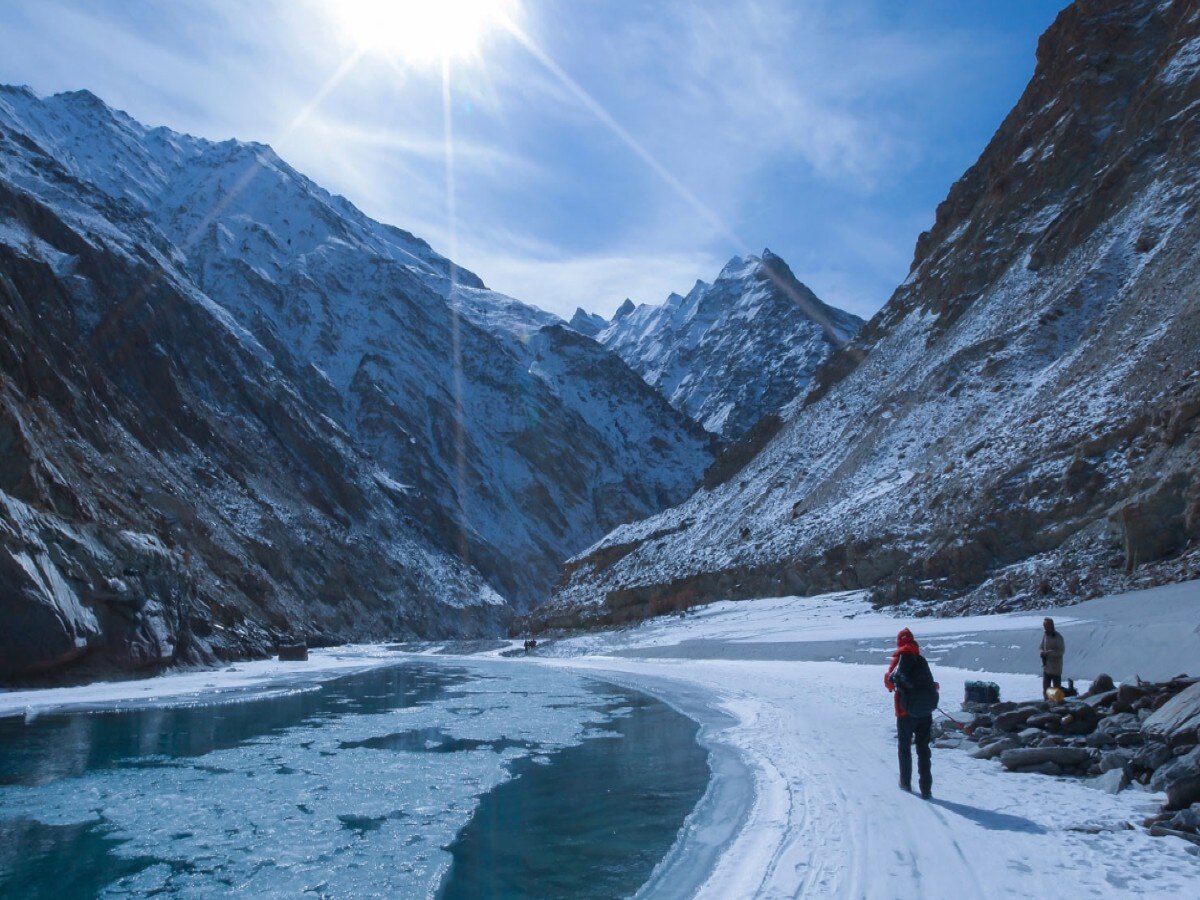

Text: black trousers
xmin=897 ymin=714 xmax=932 ymax=792
xmin=1043 ymin=672 xmax=1062 ymax=695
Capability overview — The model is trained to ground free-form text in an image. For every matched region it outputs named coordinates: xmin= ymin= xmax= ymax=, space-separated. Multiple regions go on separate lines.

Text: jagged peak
xmin=612 ymin=298 xmax=637 ymax=321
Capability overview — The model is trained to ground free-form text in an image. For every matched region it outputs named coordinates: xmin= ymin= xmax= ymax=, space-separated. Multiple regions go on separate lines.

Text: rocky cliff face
xmin=0 ymin=123 xmax=507 ymax=678
xmin=0 ymin=86 xmax=714 ymax=678
xmin=538 ymin=0 xmax=1200 ymax=629
xmin=593 ymin=252 xmax=863 ymax=440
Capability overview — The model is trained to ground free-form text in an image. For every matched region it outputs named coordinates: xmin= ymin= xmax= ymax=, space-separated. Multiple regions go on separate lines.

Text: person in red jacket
xmin=884 ymin=628 xmax=938 ymax=799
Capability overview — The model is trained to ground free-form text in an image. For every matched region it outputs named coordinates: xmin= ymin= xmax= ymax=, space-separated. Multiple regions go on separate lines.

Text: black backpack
xmin=897 ymin=654 xmax=939 ymax=717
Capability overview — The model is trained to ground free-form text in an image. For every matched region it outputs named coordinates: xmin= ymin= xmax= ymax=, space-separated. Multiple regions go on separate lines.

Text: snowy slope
xmin=0 ymin=109 xmax=508 ymax=679
xmin=0 ymin=85 xmax=713 ymax=613
xmin=594 ymin=251 xmax=863 ymax=439
xmin=541 ymin=0 xmax=1200 ymax=627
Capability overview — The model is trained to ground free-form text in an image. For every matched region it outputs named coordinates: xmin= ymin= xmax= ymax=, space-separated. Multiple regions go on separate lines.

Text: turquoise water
xmin=0 ymin=660 xmax=709 ymax=898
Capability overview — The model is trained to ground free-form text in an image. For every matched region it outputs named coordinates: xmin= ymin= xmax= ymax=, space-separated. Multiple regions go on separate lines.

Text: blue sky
xmin=0 ymin=0 xmax=1067 ymax=320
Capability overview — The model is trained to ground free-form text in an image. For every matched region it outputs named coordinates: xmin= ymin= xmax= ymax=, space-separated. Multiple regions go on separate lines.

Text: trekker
xmin=1040 ymin=617 xmax=1066 ymax=697
xmin=884 ymin=628 xmax=939 ymax=799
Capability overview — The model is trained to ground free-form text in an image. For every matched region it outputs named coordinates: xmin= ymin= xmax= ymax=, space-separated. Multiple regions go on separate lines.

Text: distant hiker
xmin=523 ymin=639 xmax=538 ymax=654
xmin=885 ymin=628 xmax=939 ymax=799
xmin=1040 ymin=617 xmax=1066 ymax=697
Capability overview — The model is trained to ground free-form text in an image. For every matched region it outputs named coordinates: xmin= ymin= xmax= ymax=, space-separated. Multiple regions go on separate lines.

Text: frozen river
xmin=0 ymin=659 xmax=710 ymax=898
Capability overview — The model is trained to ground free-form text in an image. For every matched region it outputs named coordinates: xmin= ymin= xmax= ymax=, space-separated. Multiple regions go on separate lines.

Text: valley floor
xmin=3 ymin=582 xmax=1198 ymax=897
xmin=533 ymin=581 xmax=1200 ymax=898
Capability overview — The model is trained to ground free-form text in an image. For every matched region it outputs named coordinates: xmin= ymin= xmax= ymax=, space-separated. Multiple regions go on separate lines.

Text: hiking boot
xmin=899 ymin=779 xmax=911 ymax=792
xmin=919 ymin=787 xmax=932 ymax=800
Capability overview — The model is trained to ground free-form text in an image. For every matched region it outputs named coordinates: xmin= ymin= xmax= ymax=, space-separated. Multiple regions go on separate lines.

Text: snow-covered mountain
xmin=538 ymin=0 xmax=1200 ymax=629
xmin=0 ymin=85 xmax=713 ymax=677
xmin=585 ymin=252 xmax=863 ymax=439
xmin=568 ymin=307 xmax=608 ymax=338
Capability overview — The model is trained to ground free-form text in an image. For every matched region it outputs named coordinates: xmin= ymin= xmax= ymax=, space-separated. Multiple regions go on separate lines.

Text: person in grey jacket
xmin=1040 ymin=617 xmax=1066 ymax=696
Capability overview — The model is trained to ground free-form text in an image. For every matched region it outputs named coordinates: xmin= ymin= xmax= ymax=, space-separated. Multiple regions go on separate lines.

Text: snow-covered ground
xmin=528 ymin=579 xmax=1200 ymax=897
xmin=3 ymin=580 xmax=1198 ymax=896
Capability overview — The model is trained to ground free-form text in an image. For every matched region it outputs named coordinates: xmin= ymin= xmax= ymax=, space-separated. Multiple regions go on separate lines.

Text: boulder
xmin=1143 ymin=682 xmax=1200 ymax=741
xmin=1169 ymin=806 xmax=1200 ymax=833
xmin=1150 ymin=747 xmax=1200 ymax=810
xmin=277 ymin=644 xmax=308 ymax=662
xmin=1000 ymin=746 xmax=1092 ymax=771
xmin=995 ymin=705 xmax=1042 ymax=732
xmin=1086 ymin=674 xmax=1116 ymax=696
xmin=1097 ymin=712 xmax=1141 ymax=734
xmin=1028 ymin=712 xmax=1062 ymax=731
xmin=1019 ymin=761 xmax=1063 ymax=777
xmin=969 ymin=738 xmax=1019 ymax=761
xmin=1131 ymin=743 xmax=1172 ymax=773
xmin=1088 ymin=767 xmax=1130 ymax=795
xmin=1018 ymin=727 xmax=1043 ymax=743
xmin=1099 ymin=750 xmax=1135 ymax=773
xmin=1084 ymin=690 xmax=1118 ymax=709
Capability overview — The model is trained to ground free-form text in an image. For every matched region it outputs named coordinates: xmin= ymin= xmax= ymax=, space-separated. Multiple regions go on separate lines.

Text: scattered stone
xmin=1150 ymin=747 xmax=1200 ymax=810
xmin=1168 ymin=806 xmax=1200 ymax=832
xmin=1143 ymin=682 xmax=1200 ymax=741
xmin=1017 ymin=761 xmax=1063 ymax=777
xmin=1131 ymin=743 xmax=1172 ymax=773
xmin=969 ymin=738 xmax=1019 ymax=760
xmin=1027 ymin=712 xmax=1062 ymax=731
xmin=1099 ymin=750 xmax=1135 ymax=773
xmin=1000 ymin=746 xmax=1092 ymax=771
xmin=1088 ymin=767 xmax=1130 ymax=795
xmin=1087 ymin=674 xmax=1115 ymax=695
xmin=995 ymin=706 xmax=1042 ymax=732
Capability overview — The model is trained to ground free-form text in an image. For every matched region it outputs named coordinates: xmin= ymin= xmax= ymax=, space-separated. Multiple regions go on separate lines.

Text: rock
xmin=1028 ymin=712 xmax=1062 ymax=731
xmin=1087 ymin=674 xmax=1116 ymax=696
xmin=1088 ymin=767 xmax=1130 ymax=795
xmin=1061 ymin=715 xmax=1097 ymax=736
xmin=1084 ymin=690 xmax=1118 ymax=709
xmin=1086 ymin=731 xmax=1115 ymax=748
xmin=1018 ymin=761 xmax=1063 ymax=777
xmin=277 ymin=644 xmax=308 ymax=662
xmin=1000 ymin=746 xmax=1092 ymax=771
xmin=969 ymin=738 xmax=1020 ymax=760
xmin=1116 ymin=732 xmax=1145 ymax=747
xmin=995 ymin=705 xmax=1042 ymax=732
xmin=1131 ymin=743 xmax=1172 ymax=773
xmin=1143 ymin=682 xmax=1200 ymax=741
xmin=1018 ymin=727 xmax=1044 ymax=743
xmin=1099 ymin=750 xmax=1135 ymax=773
xmin=1098 ymin=712 xmax=1141 ymax=735
xmin=1110 ymin=473 xmax=1191 ymax=571
xmin=1169 ymin=806 xmax=1200 ymax=833
xmin=1117 ymin=683 xmax=1149 ymax=705
xmin=1150 ymin=747 xmax=1200 ymax=810
xmin=1169 ymin=727 xmax=1199 ymax=750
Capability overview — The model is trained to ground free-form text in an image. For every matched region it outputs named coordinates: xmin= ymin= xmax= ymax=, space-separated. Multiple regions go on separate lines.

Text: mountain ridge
xmin=536 ymin=0 xmax=1200 ymax=630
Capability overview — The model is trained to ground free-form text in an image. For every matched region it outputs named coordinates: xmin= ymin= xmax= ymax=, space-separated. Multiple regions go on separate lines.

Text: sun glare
xmin=332 ymin=0 xmax=514 ymax=65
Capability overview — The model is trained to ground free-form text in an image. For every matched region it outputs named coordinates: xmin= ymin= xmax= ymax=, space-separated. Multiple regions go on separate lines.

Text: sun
xmin=332 ymin=0 xmax=515 ymax=66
